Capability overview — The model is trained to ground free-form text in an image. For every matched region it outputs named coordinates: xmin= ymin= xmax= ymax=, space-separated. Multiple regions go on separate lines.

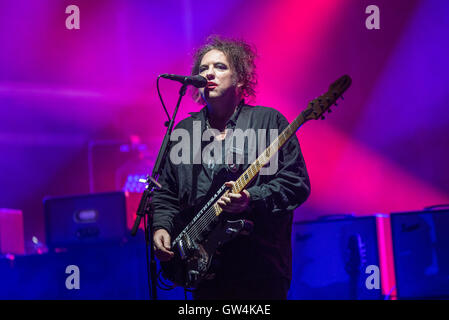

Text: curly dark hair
xmin=190 ymin=35 xmax=257 ymax=104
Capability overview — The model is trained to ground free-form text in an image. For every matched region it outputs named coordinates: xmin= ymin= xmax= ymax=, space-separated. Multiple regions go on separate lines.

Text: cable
xmin=384 ymin=285 xmax=397 ymax=300
xmin=143 ymin=210 xmax=153 ymax=299
xmin=157 ymin=75 xmax=171 ymax=122
xmin=157 ymin=269 xmax=175 ymax=290
xmin=140 ymin=75 xmax=173 ymax=299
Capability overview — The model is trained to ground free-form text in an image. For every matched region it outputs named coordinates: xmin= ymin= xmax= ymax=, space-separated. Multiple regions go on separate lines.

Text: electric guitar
xmin=160 ymin=75 xmax=352 ymax=289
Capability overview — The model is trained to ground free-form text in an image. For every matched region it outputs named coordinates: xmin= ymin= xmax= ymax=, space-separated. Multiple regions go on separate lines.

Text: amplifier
xmin=289 ymin=216 xmax=383 ymax=300
xmin=391 ymin=209 xmax=449 ymax=299
xmin=43 ymin=191 xmax=128 ymax=250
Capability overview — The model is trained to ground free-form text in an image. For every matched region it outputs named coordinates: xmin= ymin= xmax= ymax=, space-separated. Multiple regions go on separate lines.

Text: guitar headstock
xmin=303 ymin=75 xmax=352 ymax=121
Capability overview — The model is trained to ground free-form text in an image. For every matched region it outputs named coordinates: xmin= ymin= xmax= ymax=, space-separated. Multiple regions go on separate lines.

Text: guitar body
xmin=160 ymin=168 xmax=254 ymax=289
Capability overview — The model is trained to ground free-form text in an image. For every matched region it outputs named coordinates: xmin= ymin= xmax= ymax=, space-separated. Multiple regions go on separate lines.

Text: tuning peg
xmin=328 ymin=109 xmax=332 ymax=113
xmin=321 ymin=116 xmax=325 ymax=120
xmin=334 ymin=102 xmax=338 ymax=106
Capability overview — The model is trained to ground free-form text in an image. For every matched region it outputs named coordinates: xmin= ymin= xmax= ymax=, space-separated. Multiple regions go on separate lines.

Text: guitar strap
xmin=225 ymin=104 xmax=251 ymax=177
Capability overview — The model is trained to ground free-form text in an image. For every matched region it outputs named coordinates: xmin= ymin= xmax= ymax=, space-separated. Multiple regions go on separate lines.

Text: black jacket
xmin=152 ymin=103 xmax=310 ymax=281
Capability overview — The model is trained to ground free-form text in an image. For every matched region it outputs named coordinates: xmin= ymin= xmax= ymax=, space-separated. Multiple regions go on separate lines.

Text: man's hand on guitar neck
xmin=153 ymin=228 xmax=174 ymax=261
xmin=217 ymin=181 xmax=251 ymax=213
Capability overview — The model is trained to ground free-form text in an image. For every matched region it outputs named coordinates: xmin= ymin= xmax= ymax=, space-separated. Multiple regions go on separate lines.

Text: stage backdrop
xmin=0 ymin=0 xmax=448 ymax=248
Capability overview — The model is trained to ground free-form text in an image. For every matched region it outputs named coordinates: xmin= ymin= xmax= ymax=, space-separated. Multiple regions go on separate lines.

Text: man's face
xmin=198 ymin=49 xmax=240 ymax=102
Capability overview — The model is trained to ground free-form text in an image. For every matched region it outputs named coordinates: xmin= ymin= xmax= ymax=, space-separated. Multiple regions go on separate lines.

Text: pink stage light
xmin=300 ymin=122 xmax=449 ymax=215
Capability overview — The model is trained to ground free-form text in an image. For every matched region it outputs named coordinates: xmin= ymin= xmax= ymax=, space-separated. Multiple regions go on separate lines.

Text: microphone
xmin=160 ymin=74 xmax=207 ymax=88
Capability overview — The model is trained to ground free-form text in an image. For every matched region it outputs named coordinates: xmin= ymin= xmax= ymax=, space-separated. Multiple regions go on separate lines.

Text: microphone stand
xmin=131 ymin=83 xmax=188 ymax=300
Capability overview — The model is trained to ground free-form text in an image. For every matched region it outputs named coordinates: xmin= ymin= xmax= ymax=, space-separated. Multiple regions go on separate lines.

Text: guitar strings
xmin=183 ymin=182 xmax=235 ymax=242
xmin=187 ymin=186 xmax=235 ymax=241
xmin=184 ymin=183 xmax=242 ymax=243
xmin=186 ymin=183 xmax=241 ymax=242
xmin=185 ymin=204 xmax=216 ymax=241
xmin=183 ymin=191 xmax=221 ymax=240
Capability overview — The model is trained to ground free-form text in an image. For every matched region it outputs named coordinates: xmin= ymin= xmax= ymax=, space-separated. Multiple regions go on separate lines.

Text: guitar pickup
xmin=177 ymin=238 xmax=187 ymax=260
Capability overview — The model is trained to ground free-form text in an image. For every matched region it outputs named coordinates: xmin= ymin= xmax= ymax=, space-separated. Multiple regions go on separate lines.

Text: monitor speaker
xmin=390 ymin=209 xmax=449 ymax=299
xmin=43 ymin=191 xmax=128 ymax=250
xmin=289 ymin=216 xmax=382 ymax=300
xmin=0 ymin=240 xmax=149 ymax=299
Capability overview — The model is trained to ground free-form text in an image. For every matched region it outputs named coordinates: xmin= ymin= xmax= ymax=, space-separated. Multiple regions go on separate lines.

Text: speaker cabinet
xmin=43 ymin=192 xmax=128 ymax=250
xmin=391 ymin=209 xmax=449 ymax=299
xmin=0 ymin=240 xmax=149 ymax=299
xmin=289 ymin=216 xmax=382 ymax=300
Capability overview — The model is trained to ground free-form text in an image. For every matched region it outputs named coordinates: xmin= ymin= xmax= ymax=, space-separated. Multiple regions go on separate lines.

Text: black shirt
xmin=152 ymin=102 xmax=311 ymax=281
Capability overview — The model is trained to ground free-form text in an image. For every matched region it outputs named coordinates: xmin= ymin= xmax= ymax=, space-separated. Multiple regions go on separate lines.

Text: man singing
xmin=152 ymin=35 xmax=310 ymax=300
